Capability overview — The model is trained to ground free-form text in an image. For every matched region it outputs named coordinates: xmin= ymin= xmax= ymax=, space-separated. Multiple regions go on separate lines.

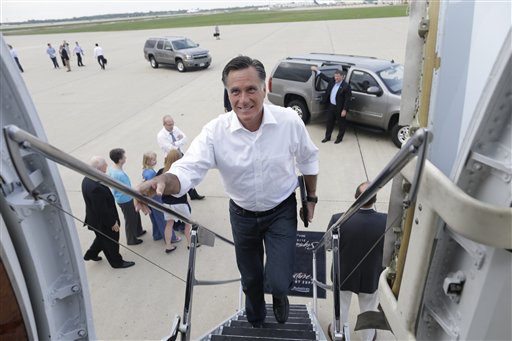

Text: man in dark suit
xmin=327 ymin=181 xmax=386 ymax=341
xmin=312 ymin=66 xmax=352 ymax=144
xmin=82 ymin=156 xmax=135 ymax=269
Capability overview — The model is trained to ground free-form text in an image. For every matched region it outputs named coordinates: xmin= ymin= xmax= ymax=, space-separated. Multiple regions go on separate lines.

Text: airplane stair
xmin=202 ymin=304 xmax=327 ymax=341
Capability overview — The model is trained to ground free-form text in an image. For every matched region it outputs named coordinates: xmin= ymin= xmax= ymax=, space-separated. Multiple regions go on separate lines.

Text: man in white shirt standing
xmin=93 ymin=43 xmax=106 ymax=70
xmin=157 ymin=115 xmax=204 ymax=200
xmin=137 ymin=56 xmax=319 ymax=328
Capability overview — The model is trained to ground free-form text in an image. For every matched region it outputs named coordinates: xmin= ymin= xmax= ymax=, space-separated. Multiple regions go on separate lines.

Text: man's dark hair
xmin=355 ymin=181 xmax=376 ymax=207
xmin=335 ymin=69 xmax=346 ymax=77
xmin=109 ymin=148 xmax=125 ymax=164
xmin=221 ymin=56 xmax=266 ymax=86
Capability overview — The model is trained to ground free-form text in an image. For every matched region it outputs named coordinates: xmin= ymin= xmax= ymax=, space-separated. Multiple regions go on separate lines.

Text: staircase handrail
xmin=3 ymin=125 xmax=241 ymax=341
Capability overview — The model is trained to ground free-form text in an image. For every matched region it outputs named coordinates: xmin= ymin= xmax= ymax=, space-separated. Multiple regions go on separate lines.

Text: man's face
xmin=334 ymin=72 xmax=345 ymax=83
xmin=226 ymin=66 xmax=266 ymax=132
xmin=163 ymin=118 xmax=175 ymax=132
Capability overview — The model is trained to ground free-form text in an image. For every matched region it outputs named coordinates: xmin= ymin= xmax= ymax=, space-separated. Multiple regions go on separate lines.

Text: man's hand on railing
xmin=134 ymin=173 xmax=182 ymax=215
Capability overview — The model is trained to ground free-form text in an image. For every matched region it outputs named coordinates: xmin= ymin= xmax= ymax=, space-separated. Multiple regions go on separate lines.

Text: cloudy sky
xmin=1 ymin=0 xmax=317 ymax=23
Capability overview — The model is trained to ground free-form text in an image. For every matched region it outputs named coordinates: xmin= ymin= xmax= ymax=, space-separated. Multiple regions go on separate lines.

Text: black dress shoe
xmin=189 ymin=188 xmax=205 ymax=200
xmin=272 ymin=295 xmax=289 ymax=324
xmin=251 ymin=322 xmax=263 ymax=328
xmin=127 ymin=239 xmax=143 ymax=245
xmin=114 ymin=260 xmax=135 ymax=269
xmin=334 ymin=137 xmax=343 ymax=144
xmin=322 ymin=138 xmax=331 ymax=143
xmin=137 ymin=230 xmax=147 ymax=237
xmin=84 ymin=255 xmax=102 ymax=261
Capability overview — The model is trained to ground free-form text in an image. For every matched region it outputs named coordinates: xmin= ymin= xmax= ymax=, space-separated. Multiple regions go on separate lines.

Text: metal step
xmin=203 ymin=303 xmax=323 ymax=341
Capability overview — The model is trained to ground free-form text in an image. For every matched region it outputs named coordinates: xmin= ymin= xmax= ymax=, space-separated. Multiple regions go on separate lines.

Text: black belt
xmin=230 ymin=193 xmax=296 ymax=218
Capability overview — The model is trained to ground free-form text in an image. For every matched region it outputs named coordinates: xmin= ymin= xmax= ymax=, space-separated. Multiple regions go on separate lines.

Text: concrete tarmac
xmin=6 ymin=16 xmax=408 ymax=340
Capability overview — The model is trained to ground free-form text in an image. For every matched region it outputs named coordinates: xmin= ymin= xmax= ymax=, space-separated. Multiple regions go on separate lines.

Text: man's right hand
xmin=134 ymin=173 xmax=180 ymax=214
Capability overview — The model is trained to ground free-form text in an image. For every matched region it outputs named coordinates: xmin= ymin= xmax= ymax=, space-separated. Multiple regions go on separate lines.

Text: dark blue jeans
xmin=229 ymin=194 xmax=297 ymax=324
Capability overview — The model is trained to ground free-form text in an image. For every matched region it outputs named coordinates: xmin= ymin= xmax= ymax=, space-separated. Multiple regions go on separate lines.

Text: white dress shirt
xmin=169 ymin=104 xmax=319 ymax=211
xmin=93 ymin=46 xmax=104 ymax=58
xmin=157 ymin=125 xmax=187 ymax=156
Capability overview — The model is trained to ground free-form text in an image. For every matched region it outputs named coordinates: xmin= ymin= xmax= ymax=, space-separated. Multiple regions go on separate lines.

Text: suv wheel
xmin=391 ymin=123 xmax=410 ymax=148
xmin=150 ymin=56 xmax=159 ymax=69
xmin=176 ymin=59 xmax=186 ymax=72
xmin=289 ymin=99 xmax=311 ymax=124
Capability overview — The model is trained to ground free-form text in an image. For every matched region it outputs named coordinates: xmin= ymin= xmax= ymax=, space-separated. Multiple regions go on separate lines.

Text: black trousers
xmin=85 ymin=228 xmax=123 ymax=268
xmin=325 ymin=104 xmax=347 ymax=141
xmin=76 ymin=53 xmax=84 ymax=66
xmin=119 ymin=200 xmax=144 ymax=244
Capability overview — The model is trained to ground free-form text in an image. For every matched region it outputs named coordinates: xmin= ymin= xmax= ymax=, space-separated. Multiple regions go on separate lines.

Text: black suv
xmin=267 ymin=53 xmax=409 ymax=147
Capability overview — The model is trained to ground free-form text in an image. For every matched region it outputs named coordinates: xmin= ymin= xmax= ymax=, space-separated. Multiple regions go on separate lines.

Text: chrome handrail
xmin=3 ymin=125 xmax=240 ymax=341
xmin=312 ymin=128 xmax=431 ymax=340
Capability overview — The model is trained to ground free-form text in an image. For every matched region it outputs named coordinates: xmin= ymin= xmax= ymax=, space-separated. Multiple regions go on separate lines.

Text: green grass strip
xmin=1 ymin=5 xmax=408 ymax=36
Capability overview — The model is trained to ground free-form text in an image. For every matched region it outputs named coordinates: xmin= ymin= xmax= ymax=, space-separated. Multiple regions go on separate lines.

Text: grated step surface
xmin=219 ymin=326 xmax=316 ymax=340
xmin=230 ymin=320 xmax=313 ymax=331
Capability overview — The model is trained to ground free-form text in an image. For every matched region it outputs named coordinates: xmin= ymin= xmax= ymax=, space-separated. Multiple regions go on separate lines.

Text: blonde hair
xmin=142 ymin=151 xmax=157 ymax=169
xmin=163 ymin=150 xmax=182 ymax=172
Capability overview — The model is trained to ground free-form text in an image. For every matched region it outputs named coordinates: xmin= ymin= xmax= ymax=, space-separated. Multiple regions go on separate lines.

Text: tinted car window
xmin=172 ymin=39 xmax=198 ymax=50
xmin=378 ymin=64 xmax=403 ymax=94
xmin=273 ymin=62 xmax=313 ymax=82
xmin=144 ymin=40 xmax=156 ymax=48
xmin=315 ymin=69 xmax=337 ymax=91
xmin=349 ymin=70 xmax=378 ymax=93
xmin=156 ymin=40 xmax=164 ymax=49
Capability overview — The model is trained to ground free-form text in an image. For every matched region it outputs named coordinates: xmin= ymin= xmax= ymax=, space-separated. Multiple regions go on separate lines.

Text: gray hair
xmin=89 ymin=156 xmax=107 ymax=171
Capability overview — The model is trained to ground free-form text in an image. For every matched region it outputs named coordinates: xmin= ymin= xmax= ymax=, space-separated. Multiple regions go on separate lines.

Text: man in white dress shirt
xmin=137 ymin=56 xmax=319 ymax=328
xmin=157 ymin=115 xmax=204 ymax=200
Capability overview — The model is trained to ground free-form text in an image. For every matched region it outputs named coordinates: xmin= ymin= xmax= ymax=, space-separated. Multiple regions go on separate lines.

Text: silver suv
xmin=267 ymin=53 xmax=408 ymax=147
xmin=143 ymin=36 xmax=211 ymax=72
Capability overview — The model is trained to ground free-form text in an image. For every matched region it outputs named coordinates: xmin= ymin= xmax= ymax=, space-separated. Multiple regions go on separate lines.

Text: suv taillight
xmin=268 ymin=77 xmax=272 ymax=92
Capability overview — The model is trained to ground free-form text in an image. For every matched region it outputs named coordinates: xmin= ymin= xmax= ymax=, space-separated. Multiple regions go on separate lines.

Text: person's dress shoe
xmin=114 ymin=260 xmax=135 ymax=269
xmin=137 ymin=230 xmax=147 ymax=237
xmin=84 ymin=255 xmax=102 ymax=261
xmin=321 ymin=138 xmax=331 ymax=143
xmin=189 ymin=188 xmax=205 ymax=200
xmin=272 ymin=295 xmax=289 ymax=324
xmin=165 ymin=246 xmax=177 ymax=254
xmin=251 ymin=322 xmax=263 ymax=328
xmin=334 ymin=137 xmax=343 ymax=144
xmin=128 ymin=239 xmax=143 ymax=245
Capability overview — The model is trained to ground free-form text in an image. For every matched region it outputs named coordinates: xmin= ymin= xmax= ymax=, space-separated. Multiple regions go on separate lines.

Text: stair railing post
xmin=180 ymin=225 xmax=199 ymax=341
xmin=312 ymin=250 xmax=318 ymax=315
xmin=332 ymin=229 xmax=344 ymax=340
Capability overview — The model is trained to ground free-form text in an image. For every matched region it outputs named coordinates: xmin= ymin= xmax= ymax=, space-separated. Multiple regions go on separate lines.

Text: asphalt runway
xmin=6 ymin=16 xmax=408 ymax=340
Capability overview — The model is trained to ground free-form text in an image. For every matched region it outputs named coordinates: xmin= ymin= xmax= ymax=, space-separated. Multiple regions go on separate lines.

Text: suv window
xmin=315 ymin=69 xmax=337 ymax=91
xmin=378 ymin=64 xmax=403 ymax=94
xmin=163 ymin=40 xmax=172 ymax=50
xmin=349 ymin=70 xmax=379 ymax=93
xmin=273 ymin=62 xmax=313 ymax=82
xmin=156 ymin=40 xmax=164 ymax=50
xmin=144 ymin=40 xmax=156 ymax=48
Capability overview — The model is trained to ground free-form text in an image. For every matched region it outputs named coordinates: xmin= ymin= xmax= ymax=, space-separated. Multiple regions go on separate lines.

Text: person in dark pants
xmin=8 ymin=45 xmax=24 ymax=73
xmin=311 ymin=66 xmax=352 ymax=144
xmin=93 ymin=43 xmax=106 ymax=70
xmin=60 ymin=44 xmax=71 ymax=72
xmin=136 ymin=56 xmax=319 ymax=328
xmin=74 ymin=41 xmax=85 ymax=67
xmin=46 ymin=43 xmax=60 ymax=69
xmin=327 ymin=181 xmax=386 ymax=341
xmin=82 ymin=156 xmax=135 ymax=269
xmin=108 ymin=148 xmax=146 ymax=245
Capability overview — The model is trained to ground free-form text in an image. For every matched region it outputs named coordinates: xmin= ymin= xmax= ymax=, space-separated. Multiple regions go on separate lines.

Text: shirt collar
xmin=229 ymin=104 xmax=277 ymax=133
